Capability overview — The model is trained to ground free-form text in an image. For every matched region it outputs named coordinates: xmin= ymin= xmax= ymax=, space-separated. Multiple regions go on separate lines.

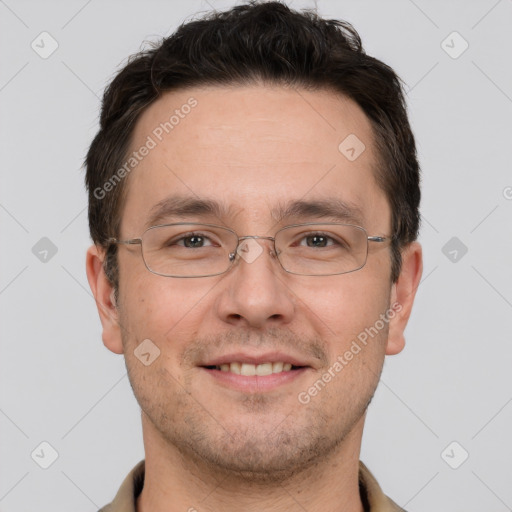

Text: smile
xmin=208 ymin=362 xmax=298 ymax=376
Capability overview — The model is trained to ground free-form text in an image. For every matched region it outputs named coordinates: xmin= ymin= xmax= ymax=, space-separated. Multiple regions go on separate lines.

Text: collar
xmin=99 ymin=459 xmax=404 ymax=512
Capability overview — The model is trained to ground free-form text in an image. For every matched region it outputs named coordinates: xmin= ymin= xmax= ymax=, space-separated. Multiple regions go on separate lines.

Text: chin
xmin=161 ymin=406 xmax=355 ymax=484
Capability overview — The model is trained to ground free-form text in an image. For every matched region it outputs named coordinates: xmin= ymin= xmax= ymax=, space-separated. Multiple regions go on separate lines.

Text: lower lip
xmin=201 ymin=367 xmax=310 ymax=392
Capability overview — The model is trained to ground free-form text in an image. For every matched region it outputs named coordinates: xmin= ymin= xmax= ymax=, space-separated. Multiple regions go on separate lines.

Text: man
xmin=85 ymin=1 xmax=422 ymax=510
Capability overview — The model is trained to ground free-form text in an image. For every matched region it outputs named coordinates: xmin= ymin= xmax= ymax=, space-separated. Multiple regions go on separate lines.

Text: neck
xmin=136 ymin=414 xmax=366 ymax=512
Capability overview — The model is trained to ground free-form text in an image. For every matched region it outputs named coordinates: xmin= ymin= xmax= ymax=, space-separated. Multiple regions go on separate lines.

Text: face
xmin=89 ymin=85 xmax=418 ymax=481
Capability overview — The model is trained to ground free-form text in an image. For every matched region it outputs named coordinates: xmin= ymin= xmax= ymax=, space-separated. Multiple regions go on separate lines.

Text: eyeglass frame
xmin=107 ymin=222 xmax=389 ymax=278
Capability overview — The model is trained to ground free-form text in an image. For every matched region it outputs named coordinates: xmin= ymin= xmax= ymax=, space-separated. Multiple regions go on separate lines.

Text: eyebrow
xmin=271 ymin=197 xmax=364 ymax=226
xmin=145 ymin=196 xmax=238 ymax=229
xmin=145 ymin=195 xmax=365 ymax=229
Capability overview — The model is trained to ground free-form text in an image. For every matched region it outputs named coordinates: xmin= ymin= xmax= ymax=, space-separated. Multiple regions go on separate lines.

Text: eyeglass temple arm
xmin=368 ymin=236 xmax=387 ymax=243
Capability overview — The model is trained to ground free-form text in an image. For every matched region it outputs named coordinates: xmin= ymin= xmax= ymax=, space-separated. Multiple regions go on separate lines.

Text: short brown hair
xmin=85 ymin=0 xmax=420 ymax=288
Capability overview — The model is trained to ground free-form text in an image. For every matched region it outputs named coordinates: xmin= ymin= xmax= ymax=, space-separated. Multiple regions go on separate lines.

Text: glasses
xmin=108 ymin=222 xmax=388 ymax=278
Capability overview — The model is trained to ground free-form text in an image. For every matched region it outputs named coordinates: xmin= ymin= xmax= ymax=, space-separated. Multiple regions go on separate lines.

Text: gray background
xmin=1 ymin=0 xmax=511 ymax=510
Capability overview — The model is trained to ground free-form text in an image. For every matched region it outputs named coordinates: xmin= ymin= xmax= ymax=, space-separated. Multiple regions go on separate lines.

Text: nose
xmin=215 ymin=237 xmax=295 ymax=329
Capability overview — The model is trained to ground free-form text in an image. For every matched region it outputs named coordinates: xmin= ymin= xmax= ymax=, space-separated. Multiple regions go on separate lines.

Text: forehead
xmin=120 ymin=85 xmax=389 ymax=234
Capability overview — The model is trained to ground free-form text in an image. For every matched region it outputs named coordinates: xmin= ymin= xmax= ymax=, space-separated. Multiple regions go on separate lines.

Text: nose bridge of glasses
xmin=237 ymin=235 xmax=275 ymax=243
xmin=229 ymin=235 xmax=279 ymax=263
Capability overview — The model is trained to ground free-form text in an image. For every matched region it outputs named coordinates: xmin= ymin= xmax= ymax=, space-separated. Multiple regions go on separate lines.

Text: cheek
xmin=118 ymin=278 xmax=206 ymax=401
xmin=119 ymin=269 xmax=214 ymax=352
xmin=290 ymin=271 xmax=391 ymax=340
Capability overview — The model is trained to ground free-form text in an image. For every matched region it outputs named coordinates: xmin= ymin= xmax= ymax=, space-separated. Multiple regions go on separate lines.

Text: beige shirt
xmin=98 ymin=460 xmax=405 ymax=511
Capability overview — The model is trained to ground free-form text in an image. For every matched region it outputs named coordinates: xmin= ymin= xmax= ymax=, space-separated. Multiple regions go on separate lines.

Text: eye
xmin=299 ymin=233 xmax=338 ymax=248
xmin=173 ymin=233 xmax=216 ymax=248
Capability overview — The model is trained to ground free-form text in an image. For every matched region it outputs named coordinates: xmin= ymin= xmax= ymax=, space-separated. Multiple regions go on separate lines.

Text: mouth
xmin=199 ymin=353 xmax=312 ymax=392
xmin=203 ymin=361 xmax=303 ymax=376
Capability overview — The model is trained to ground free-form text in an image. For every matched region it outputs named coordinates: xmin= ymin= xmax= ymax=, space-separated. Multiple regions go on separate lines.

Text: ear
xmin=85 ymin=244 xmax=124 ymax=354
xmin=386 ymin=242 xmax=423 ymax=355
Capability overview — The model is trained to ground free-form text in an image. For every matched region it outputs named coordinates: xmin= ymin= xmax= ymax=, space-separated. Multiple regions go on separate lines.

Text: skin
xmin=87 ymin=85 xmax=422 ymax=512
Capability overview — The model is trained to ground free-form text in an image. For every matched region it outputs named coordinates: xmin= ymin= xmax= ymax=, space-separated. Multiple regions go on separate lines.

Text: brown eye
xmin=305 ymin=235 xmax=329 ymax=247
xmin=183 ymin=235 xmax=206 ymax=248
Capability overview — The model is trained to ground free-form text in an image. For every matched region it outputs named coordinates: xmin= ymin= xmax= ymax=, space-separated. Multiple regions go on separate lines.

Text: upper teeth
xmin=218 ymin=362 xmax=293 ymax=376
